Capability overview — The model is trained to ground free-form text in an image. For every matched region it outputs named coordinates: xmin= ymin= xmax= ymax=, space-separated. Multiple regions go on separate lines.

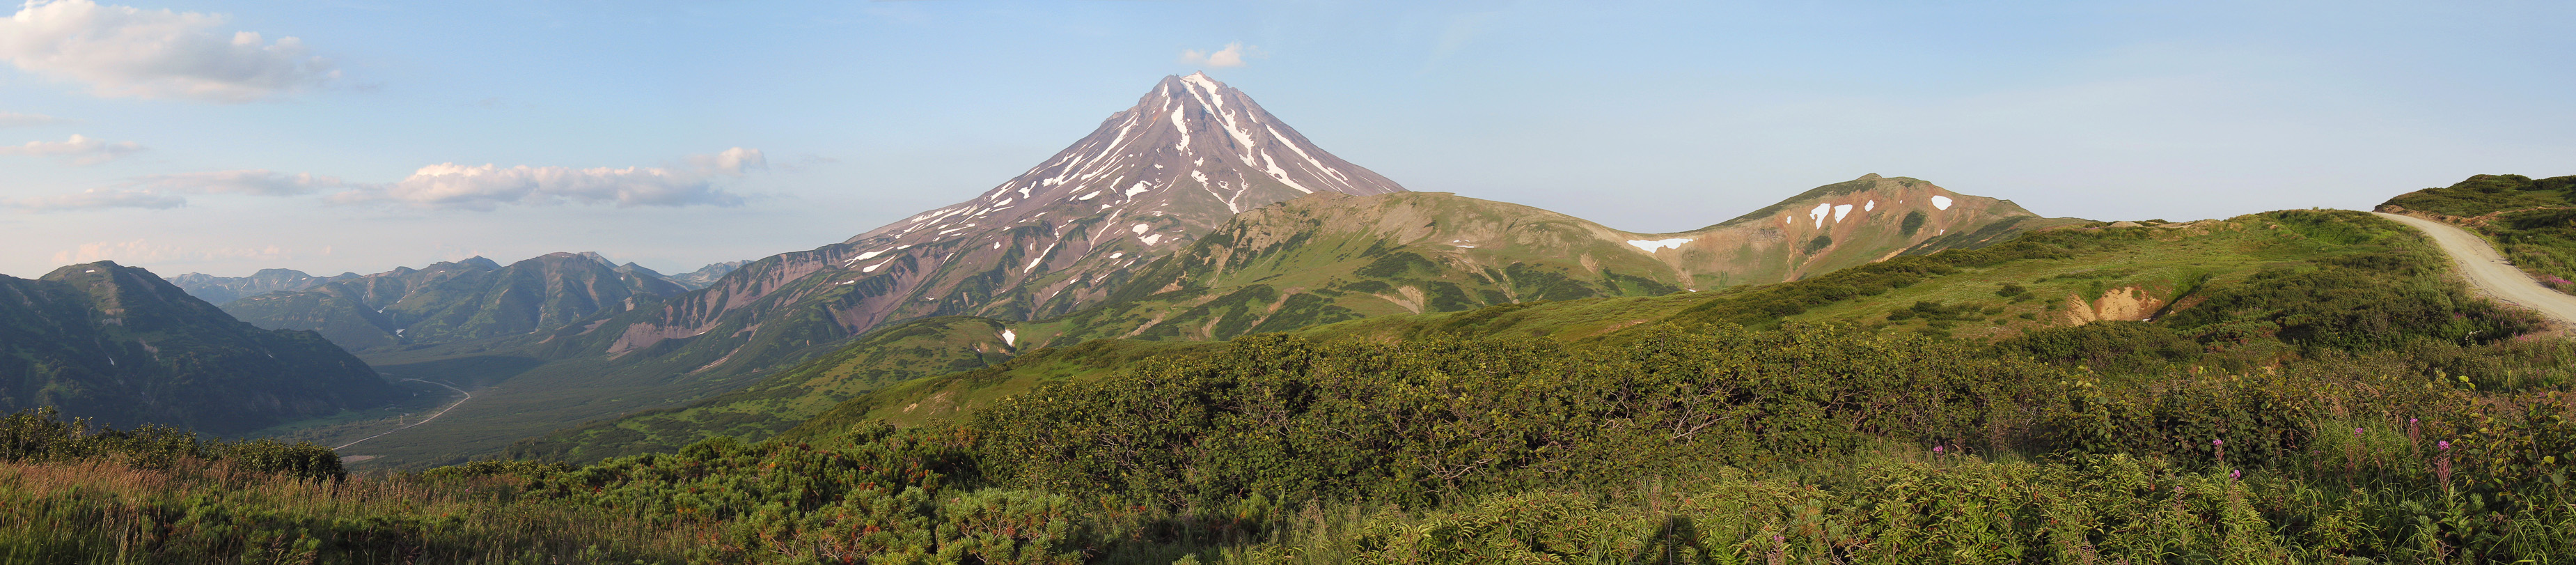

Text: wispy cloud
xmin=5 ymin=188 xmax=183 ymax=211
xmin=328 ymin=147 xmax=767 ymax=210
xmin=0 ymin=0 xmax=340 ymax=102
xmin=0 ymin=134 xmax=144 ymax=165
xmin=10 ymin=148 xmax=768 ymax=212
xmin=134 ymin=169 xmax=351 ymax=196
xmin=0 ymin=112 xmax=71 ymax=127
xmin=1179 ymin=42 xmax=1253 ymax=68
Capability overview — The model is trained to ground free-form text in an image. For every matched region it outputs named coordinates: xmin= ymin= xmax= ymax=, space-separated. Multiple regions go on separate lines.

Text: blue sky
xmin=2 ymin=0 xmax=2570 ymax=278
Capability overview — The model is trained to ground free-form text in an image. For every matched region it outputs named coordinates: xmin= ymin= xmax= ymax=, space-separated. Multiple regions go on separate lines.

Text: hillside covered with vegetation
xmin=0 ymin=263 xmax=400 ymax=435
xmin=9 ymin=206 xmax=2576 ymax=562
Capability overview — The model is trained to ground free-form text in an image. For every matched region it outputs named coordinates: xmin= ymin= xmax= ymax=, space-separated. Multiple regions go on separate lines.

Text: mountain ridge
xmin=222 ymin=252 xmax=687 ymax=350
xmin=0 ymin=261 xmax=399 ymax=433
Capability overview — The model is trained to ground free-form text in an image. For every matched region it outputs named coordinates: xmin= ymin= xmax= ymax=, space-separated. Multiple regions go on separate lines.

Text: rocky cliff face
xmin=0 ymin=262 xmax=397 ymax=433
xmin=547 ymin=72 xmax=1408 ymax=378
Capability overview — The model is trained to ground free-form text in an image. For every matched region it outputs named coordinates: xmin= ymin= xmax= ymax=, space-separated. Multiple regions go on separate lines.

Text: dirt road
xmin=335 ymin=378 xmax=473 ymax=451
xmin=2373 ymin=212 xmax=2576 ymax=325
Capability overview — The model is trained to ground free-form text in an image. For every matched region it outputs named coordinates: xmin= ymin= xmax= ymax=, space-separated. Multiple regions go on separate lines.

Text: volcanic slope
xmin=221 ymin=252 xmax=686 ymax=351
xmin=511 ymin=175 xmax=2076 ymax=460
xmin=531 ymin=72 xmax=1405 ymax=383
xmin=0 ymin=262 xmax=399 ymax=434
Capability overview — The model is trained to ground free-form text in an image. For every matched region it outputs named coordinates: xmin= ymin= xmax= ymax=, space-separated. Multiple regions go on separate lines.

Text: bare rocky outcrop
xmin=2059 ymin=286 xmax=2168 ymax=325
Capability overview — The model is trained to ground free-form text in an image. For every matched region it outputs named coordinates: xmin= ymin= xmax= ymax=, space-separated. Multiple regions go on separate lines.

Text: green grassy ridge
xmin=2378 ymin=173 xmax=2575 ymax=218
xmin=2379 ymin=173 xmax=2576 ymax=293
xmin=1015 ymin=192 xmax=1693 ymax=347
xmin=0 ymin=263 xmax=400 ymax=435
xmin=1010 ymin=180 xmax=2071 ymax=348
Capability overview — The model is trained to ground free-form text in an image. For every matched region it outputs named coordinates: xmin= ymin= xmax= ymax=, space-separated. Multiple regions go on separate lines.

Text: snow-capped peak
xmin=1181 ymin=71 xmax=1222 ymax=93
xmin=845 ymin=72 xmax=1405 ymax=249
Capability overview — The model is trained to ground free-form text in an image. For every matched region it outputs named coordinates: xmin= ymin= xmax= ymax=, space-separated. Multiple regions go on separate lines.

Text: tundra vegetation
xmin=7 ymin=208 xmax=2576 ymax=564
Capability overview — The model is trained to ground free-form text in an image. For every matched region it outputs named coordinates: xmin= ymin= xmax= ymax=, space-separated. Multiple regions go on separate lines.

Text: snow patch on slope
xmin=1931 ymin=195 xmax=1952 ymax=210
xmin=1628 ymin=238 xmax=1693 ymax=252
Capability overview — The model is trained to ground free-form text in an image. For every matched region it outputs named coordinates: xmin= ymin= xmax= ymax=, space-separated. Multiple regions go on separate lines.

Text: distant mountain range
xmin=168 ymin=253 xmax=745 ymax=353
xmin=0 ymin=262 xmax=398 ymax=434
xmin=216 ymin=253 xmax=686 ymax=350
xmin=169 ymin=269 xmax=359 ymax=304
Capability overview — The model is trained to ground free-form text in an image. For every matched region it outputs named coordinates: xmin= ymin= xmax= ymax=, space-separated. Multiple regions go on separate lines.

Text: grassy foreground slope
xmin=2378 ymin=173 xmax=2576 ymax=293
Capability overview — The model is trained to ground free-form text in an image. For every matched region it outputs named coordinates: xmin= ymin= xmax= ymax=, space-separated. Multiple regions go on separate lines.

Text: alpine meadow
xmin=5 ymin=2 xmax=2576 ymax=564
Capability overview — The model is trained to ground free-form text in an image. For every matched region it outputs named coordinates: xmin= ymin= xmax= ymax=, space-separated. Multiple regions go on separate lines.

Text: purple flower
xmin=2230 ymin=469 xmax=2242 ymax=480
xmin=2212 ymin=439 xmax=2224 ymax=447
xmin=2439 ymin=440 xmax=2451 ymax=450
xmin=1933 ymin=446 xmax=1945 ymax=453
xmin=2410 ymin=418 xmax=2419 ymax=424
xmin=2355 ymin=427 xmax=2366 ymax=435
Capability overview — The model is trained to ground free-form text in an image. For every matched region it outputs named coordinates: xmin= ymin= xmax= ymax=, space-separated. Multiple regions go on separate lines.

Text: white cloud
xmin=50 ymin=238 xmax=296 ymax=265
xmin=134 ymin=169 xmax=349 ymax=196
xmin=0 ymin=0 xmax=339 ymax=102
xmin=1179 ymin=42 xmax=1252 ymax=68
xmin=329 ymin=148 xmax=767 ymax=210
xmin=9 ymin=148 xmax=765 ymax=213
xmin=0 ymin=134 xmax=143 ymax=164
xmin=0 ymin=111 xmax=68 ymax=127
xmin=6 ymin=187 xmax=182 ymax=211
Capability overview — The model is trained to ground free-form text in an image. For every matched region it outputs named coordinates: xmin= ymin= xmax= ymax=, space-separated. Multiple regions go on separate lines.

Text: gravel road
xmin=2373 ymin=212 xmax=2576 ymax=325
